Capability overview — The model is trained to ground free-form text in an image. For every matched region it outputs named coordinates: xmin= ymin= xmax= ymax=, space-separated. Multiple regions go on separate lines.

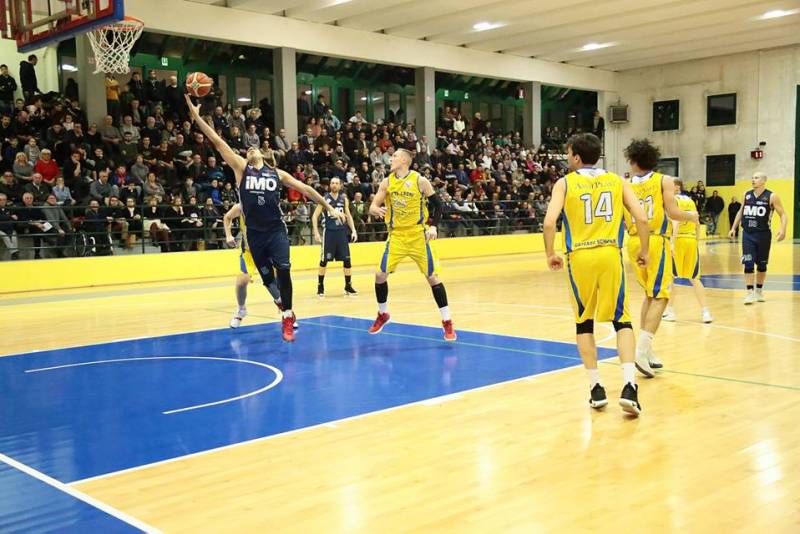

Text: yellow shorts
xmin=565 ymin=246 xmax=631 ymax=324
xmin=378 ymin=227 xmax=441 ymax=277
xmin=626 ymin=234 xmax=672 ymax=299
xmin=673 ymin=237 xmax=700 ymax=279
xmin=240 ymin=249 xmax=256 ymax=277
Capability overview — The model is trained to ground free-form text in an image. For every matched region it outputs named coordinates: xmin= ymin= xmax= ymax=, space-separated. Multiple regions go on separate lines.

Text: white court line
xmin=0 ymin=452 xmax=160 ymax=533
xmin=26 ymin=357 xmax=283 ymax=415
xmin=69 ymin=360 xmax=596 ymax=487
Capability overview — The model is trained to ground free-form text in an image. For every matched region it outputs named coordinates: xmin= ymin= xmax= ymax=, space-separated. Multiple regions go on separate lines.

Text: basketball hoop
xmin=86 ymin=16 xmax=144 ymax=74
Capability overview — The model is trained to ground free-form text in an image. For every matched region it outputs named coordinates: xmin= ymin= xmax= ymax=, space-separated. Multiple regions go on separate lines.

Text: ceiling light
xmin=304 ymin=90 xmax=312 ymax=95
xmin=581 ymin=42 xmax=614 ymax=51
xmin=473 ymin=21 xmax=503 ymax=32
xmin=360 ymin=97 xmax=367 ymax=101
xmin=760 ymin=9 xmax=799 ymax=19
xmin=62 ymin=64 xmax=78 ymax=72
xmin=237 ymin=97 xmax=251 ymax=102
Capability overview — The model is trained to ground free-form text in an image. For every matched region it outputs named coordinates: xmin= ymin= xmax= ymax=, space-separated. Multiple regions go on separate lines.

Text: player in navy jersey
xmin=186 ymin=95 xmax=345 ymax=341
xmin=312 ymin=177 xmax=358 ymax=297
xmin=728 ymin=172 xmax=787 ymax=304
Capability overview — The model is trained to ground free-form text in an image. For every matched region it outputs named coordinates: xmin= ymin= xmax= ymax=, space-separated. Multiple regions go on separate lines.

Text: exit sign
xmin=161 ymin=57 xmax=169 ymax=66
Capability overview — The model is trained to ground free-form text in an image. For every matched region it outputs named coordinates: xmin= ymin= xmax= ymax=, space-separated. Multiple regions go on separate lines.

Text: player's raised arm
xmin=622 ymin=180 xmax=650 ymax=266
xmin=223 ymin=202 xmax=242 ymax=247
xmin=418 ymin=176 xmax=443 ymax=241
xmin=185 ymin=94 xmax=245 ymax=176
xmin=543 ymin=178 xmax=565 ymax=271
xmin=662 ymin=175 xmax=698 ymax=224
xmin=771 ymin=192 xmax=788 ymax=241
xmin=275 ymin=168 xmax=345 ymax=224
xmin=369 ymin=178 xmax=389 ymax=218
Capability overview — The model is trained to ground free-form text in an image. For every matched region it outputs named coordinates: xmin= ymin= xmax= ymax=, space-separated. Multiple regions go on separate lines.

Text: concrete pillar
xmin=597 ymin=90 xmax=619 ymax=170
xmin=273 ymin=47 xmax=298 ymax=142
xmin=75 ymin=35 xmax=107 ymax=127
xmin=414 ymin=67 xmax=435 ymax=139
xmin=522 ymin=81 xmax=541 ymax=148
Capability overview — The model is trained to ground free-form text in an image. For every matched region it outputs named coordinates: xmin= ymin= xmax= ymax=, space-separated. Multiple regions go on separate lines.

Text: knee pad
xmin=343 ymin=259 xmax=352 ymax=269
xmin=757 ymin=262 xmax=768 ymax=273
xmin=258 ymin=267 xmax=275 ymax=287
xmin=743 ymin=263 xmax=755 ymax=274
xmin=613 ymin=321 xmax=632 ymax=332
xmin=319 ymin=260 xmax=328 ymax=268
xmin=576 ymin=320 xmax=594 ymax=334
xmin=276 ymin=268 xmax=292 ymax=284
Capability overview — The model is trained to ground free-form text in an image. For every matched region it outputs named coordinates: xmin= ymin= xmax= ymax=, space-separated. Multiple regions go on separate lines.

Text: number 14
xmin=580 ymin=192 xmax=614 ymax=224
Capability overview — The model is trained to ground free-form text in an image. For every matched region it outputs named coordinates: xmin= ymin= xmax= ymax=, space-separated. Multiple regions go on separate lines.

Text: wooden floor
xmin=2 ymin=240 xmax=800 ymax=532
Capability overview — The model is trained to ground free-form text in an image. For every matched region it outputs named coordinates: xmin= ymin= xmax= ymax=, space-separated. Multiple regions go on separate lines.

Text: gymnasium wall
xmin=0 ymin=233 xmax=552 ymax=294
xmin=0 ymin=39 xmax=61 ymax=96
xmin=603 ymin=45 xmax=800 ymax=237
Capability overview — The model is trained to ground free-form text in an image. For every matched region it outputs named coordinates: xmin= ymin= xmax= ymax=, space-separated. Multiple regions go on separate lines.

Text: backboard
xmin=1 ymin=0 xmax=124 ymax=52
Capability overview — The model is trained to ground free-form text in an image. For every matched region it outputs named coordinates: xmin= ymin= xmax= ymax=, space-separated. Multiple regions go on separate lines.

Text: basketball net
xmin=86 ymin=17 xmax=144 ymax=74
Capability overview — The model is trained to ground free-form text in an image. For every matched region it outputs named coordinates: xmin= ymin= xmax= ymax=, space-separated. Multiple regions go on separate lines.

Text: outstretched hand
xmin=184 ymin=94 xmax=201 ymax=120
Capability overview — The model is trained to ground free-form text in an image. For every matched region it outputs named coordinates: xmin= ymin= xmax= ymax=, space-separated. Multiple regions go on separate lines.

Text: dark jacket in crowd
xmin=19 ymin=60 xmax=38 ymax=94
xmin=0 ymin=73 xmax=17 ymax=102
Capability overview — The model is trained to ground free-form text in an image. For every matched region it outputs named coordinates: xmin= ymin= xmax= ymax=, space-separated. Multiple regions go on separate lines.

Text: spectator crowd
xmin=0 ymin=59 xmax=731 ymax=261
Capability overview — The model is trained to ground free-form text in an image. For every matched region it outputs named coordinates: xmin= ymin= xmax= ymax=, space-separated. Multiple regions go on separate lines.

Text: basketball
xmin=185 ymin=71 xmax=213 ymax=98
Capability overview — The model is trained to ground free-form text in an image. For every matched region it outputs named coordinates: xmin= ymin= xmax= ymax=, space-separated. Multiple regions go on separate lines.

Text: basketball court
xmin=1 ymin=0 xmax=799 ymax=531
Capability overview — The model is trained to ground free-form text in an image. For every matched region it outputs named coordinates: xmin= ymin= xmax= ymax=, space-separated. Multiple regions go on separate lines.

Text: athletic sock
xmin=237 ymin=306 xmax=246 ymax=316
xmin=378 ymin=302 xmax=389 ymax=314
xmin=439 ymin=306 xmax=451 ymax=321
xmin=621 ymin=362 xmax=636 ymax=386
xmin=637 ymin=330 xmax=654 ymax=355
xmin=281 ymin=309 xmax=293 ymax=319
xmin=756 ymin=284 xmax=763 ymax=289
xmin=587 ymin=368 xmax=601 ymax=387
xmin=746 ymin=285 xmax=754 ymax=291
xmin=318 ymin=275 xmax=324 ymax=286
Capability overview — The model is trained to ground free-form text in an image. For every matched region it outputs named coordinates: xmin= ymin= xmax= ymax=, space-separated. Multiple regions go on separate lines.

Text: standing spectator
xmin=0 ymin=193 xmax=16 ymax=260
xmin=105 ymin=74 xmax=120 ymax=121
xmin=145 ymin=70 xmax=164 ymax=114
xmin=314 ymin=95 xmax=328 ymax=119
xmin=0 ymin=65 xmax=17 ymax=115
xmin=64 ymin=78 xmax=79 ymax=102
xmin=705 ymin=190 xmax=724 ymax=235
xmin=19 ymin=55 xmax=38 ymax=103
xmin=728 ymin=196 xmax=742 ymax=240
xmin=297 ymin=92 xmax=311 ymax=131
xmin=592 ymin=110 xmax=605 ymax=139
xmin=34 ymin=149 xmax=59 ymax=185
xmin=164 ymin=76 xmax=185 ymax=121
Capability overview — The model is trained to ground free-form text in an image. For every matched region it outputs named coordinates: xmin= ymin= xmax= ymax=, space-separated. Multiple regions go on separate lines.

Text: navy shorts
xmin=742 ymin=231 xmax=771 ymax=268
xmin=247 ymin=227 xmax=291 ymax=275
xmin=321 ymin=230 xmax=350 ymax=262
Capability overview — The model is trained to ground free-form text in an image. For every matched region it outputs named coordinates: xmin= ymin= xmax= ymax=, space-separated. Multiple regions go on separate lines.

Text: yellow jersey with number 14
xmin=386 ymin=170 xmax=427 ymax=231
xmin=674 ymin=193 xmax=698 ymax=238
xmin=625 ymin=171 xmax=668 ymax=236
xmin=561 ymin=168 xmax=626 ymax=253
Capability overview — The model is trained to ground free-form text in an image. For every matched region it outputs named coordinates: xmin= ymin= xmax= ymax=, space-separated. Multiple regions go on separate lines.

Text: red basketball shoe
xmin=442 ymin=320 xmax=457 ymax=341
xmin=368 ymin=312 xmax=391 ymax=334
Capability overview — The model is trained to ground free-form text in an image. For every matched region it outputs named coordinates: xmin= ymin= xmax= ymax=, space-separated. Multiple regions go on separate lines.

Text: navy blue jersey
xmin=239 ymin=164 xmax=284 ymax=231
xmin=742 ymin=189 xmax=772 ymax=233
xmin=323 ymin=192 xmax=347 ymax=232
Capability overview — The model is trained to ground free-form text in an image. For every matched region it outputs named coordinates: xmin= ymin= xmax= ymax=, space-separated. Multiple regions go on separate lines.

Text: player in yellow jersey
xmin=622 ymin=139 xmax=698 ymax=377
xmin=662 ymin=179 xmax=713 ymax=324
xmin=223 ymin=203 xmax=296 ymax=329
xmin=544 ymin=133 xmax=651 ymax=416
xmin=367 ymin=148 xmax=456 ymax=341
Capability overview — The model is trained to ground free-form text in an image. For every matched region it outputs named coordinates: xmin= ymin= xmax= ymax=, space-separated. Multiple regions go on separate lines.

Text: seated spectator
xmin=130 ymin=154 xmax=149 ymax=184
xmin=52 ymin=176 xmax=76 ymax=207
xmin=142 ymin=171 xmax=165 ymax=204
xmin=24 ymin=137 xmax=41 ymax=163
xmin=118 ymin=131 xmax=139 ymax=165
xmin=24 ymin=172 xmax=51 ymax=203
xmin=119 ymin=115 xmax=140 ymax=142
xmin=99 ymin=115 xmax=122 ymax=152
xmin=220 ymin=181 xmax=237 ymax=204
xmin=103 ymin=196 xmax=128 ymax=247
xmin=14 ymin=192 xmax=49 ymax=260
xmin=180 ymin=176 xmax=198 ymax=203
xmin=201 ymin=197 xmax=223 ymax=248
xmin=2 ymin=137 xmax=21 ymax=170
xmin=13 ymin=152 xmax=34 ymax=182
xmin=34 ymin=149 xmax=59 ymax=185
xmin=41 ymin=193 xmax=70 ymax=257
xmin=142 ymin=196 xmax=171 ymax=252
xmin=118 ymin=180 xmax=142 ymax=206
xmin=0 ymin=171 xmax=21 ymax=203
xmin=90 ymin=170 xmax=118 ymax=205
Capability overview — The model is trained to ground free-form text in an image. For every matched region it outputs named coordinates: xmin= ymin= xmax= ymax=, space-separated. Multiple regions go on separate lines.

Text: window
xmin=707 ymin=93 xmax=736 ymax=126
xmin=705 ymin=154 xmax=736 ymax=186
xmin=388 ymin=93 xmax=401 ymax=123
xmin=372 ymin=91 xmax=385 ymax=123
xmin=255 ymin=79 xmax=272 ymax=106
xmin=406 ymin=93 xmax=416 ymax=125
xmin=235 ymin=77 xmax=252 ymax=107
xmin=653 ymin=100 xmax=679 ymax=131
xmin=59 ymin=56 xmax=77 ymax=93
xmin=354 ymin=89 xmax=367 ymax=116
xmin=460 ymin=101 xmax=472 ymax=121
xmin=657 ymin=157 xmax=679 ymax=177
